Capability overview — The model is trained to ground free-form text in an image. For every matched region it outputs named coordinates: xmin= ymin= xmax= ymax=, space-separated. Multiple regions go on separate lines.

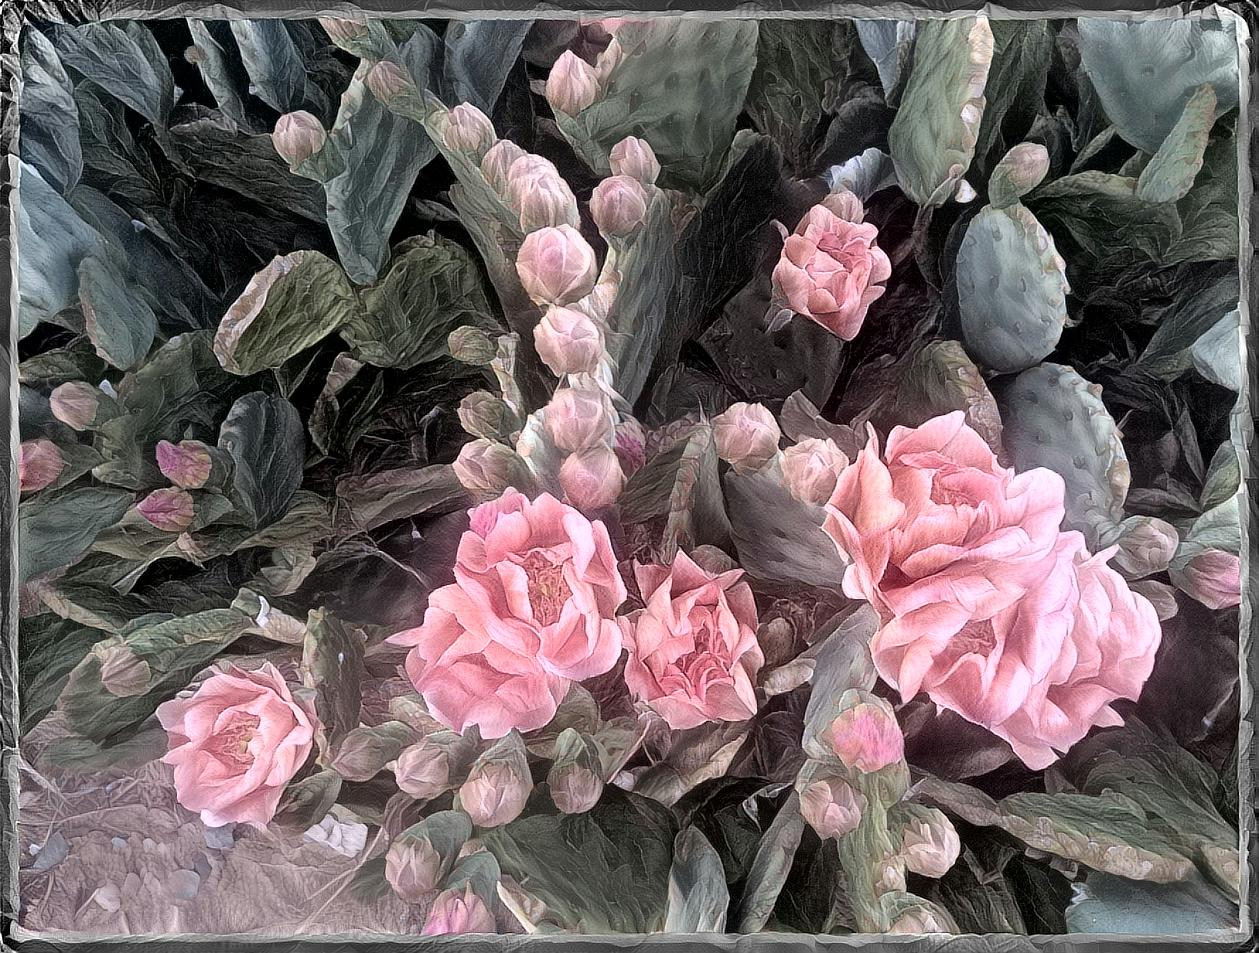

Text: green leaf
xmin=888 ymin=17 xmax=994 ymax=205
xmin=301 ymin=609 xmax=365 ymax=756
xmin=19 ymin=487 xmax=132 ymax=583
xmin=186 ymin=20 xmax=254 ymax=131
xmin=1137 ymin=85 xmax=1218 ymax=204
xmin=229 ymin=21 xmax=311 ymax=114
xmin=665 ymin=827 xmax=729 ymax=932
xmin=274 ymin=769 xmax=343 ymax=829
xmin=335 ymin=463 xmax=467 ymax=532
xmin=735 ymin=792 xmax=806 ymax=932
xmin=918 ymin=776 xmax=1197 ymax=883
xmin=972 ymin=21 xmax=1053 ymax=172
xmin=213 ymin=251 xmax=360 ymax=376
xmin=1167 ymin=132 xmax=1240 ymax=264
xmin=481 ymin=787 xmax=678 ymax=933
xmin=20 ymin=616 xmax=102 ymax=733
xmin=896 ymin=340 xmax=1003 ymax=449
xmin=802 ymin=606 xmax=879 ymax=759
xmin=79 ymin=254 xmax=157 ymax=370
xmin=49 ymin=22 xmax=175 ymax=125
xmin=217 ymin=392 xmax=305 ymax=528
xmin=1132 ymin=262 xmax=1239 ymax=380
xmin=343 ymin=234 xmax=498 ymax=369
xmin=1066 ymin=872 xmax=1238 ymax=934
xmin=20 ymin=29 xmax=82 ymax=193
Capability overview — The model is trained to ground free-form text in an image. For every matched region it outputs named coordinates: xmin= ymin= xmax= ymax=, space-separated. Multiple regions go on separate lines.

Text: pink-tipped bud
xmin=422 ymin=883 xmax=497 ymax=935
xmin=50 ymin=381 xmax=113 ymax=431
xmin=364 ymin=60 xmax=415 ymax=105
xmin=443 ymin=103 xmax=496 ymax=159
xmin=534 ymin=305 xmax=605 ymax=376
xmin=549 ymin=762 xmax=603 ymax=814
xmin=1171 ymin=548 xmax=1242 ymax=610
xmin=453 ymin=440 xmax=532 ymax=498
xmin=546 ymin=51 xmax=599 ymax=117
xmin=459 ymin=761 xmax=530 ymax=828
xmin=156 ymin=439 xmax=214 ymax=489
xmin=393 ymin=741 xmax=452 ymax=801
xmin=480 ymin=139 xmax=527 ymax=195
xmin=559 ymin=445 xmax=625 ymax=510
xmin=614 ymin=417 xmax=647 ymax=474
xmin=590 ymin=174 xmax=648 ymax=237
xmin=780 ymin=438 xmax=849 ymax=505
xmin=385 ymin=835 xmax=442 ymax=902
xmin=826 ymin=698 xmax=905 ymax=773
xmin=137 ymin=487 xmax=195 ymax=532
xmin=18 ymin=439 xmax=64 ymax=493
xmin=515 ymin=225 xmax=598 ymax=306
xmin=799 ymin=777 xmax=864 ymax=839
xmin=609 ymin=136 xmax=660 ymax=185
xmin=712 ymin=402 xmax=781 ymax=473
xmin=899 ymin=807 xmax=961 ymax=879
xmin=319 ymin=17 xmax=368 ymax=45
xmin=271 ymin=111 xmax=327 ymax=168
xmin=543 ymin=387 xmax=615 ymax=452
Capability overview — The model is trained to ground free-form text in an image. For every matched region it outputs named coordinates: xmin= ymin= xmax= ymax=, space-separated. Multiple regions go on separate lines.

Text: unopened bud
xmin=543 ymin=387 xmax=615 ymax=452
xmin=364 ymin=60 xmax=416 ymax=105
xmin=447 ymin=326 xmax=497 ymax=365
xmin=896 ymin=805 xmax=960 ymax=878
xmin=18 ymin=439 xmax=64 ymax=493
xmin=385 ymin=835 xmax=442 ymax=902
xmin=559 ymin=445 xmax=624 ymax=510
xmin=712 ymin=402 xmax=781 ymax=474
xmin=614 ymin=417 xmax=647 ymax=474
xmin=481 ymin=139 xmax=527 ymax=195
xmin=458 ymin=733 xmax=530 ymax=828
xmin=94 ymin=641 xmax=151 ymax=697
xmin=1104 ymin=516 xmax=1179 ymax=579
xmin=609 ymin=136 xmax=660 ymax=185
xmin=534 ymin=305 xmax=605 ymax=376
xmin=443 ymin=103 xmax=496 ymax=159
xmin=422 ymin=883 xmax=497 ymax=935
xmin=453 ymin=440 xmax=533 ymax=498
xmin=458 ymin=391 xmax=517 ymax=440
xmin=271 ymin=111 xmax=327 ymax=168
xmin=393 ymin=740 xmax=452 ymax=801
xmin=546 ymin=50 xmax=599 ymax=117
xmin=50 ymin=381 xmax=117 ymax=431
xmin=799 ymin=776 xmax=864 ymax=839
xmin=991 ymin=142 xmax=1050 ymax=204
xmin=820 ymin=189 xmax=865 ymax=224
xmin=1170 ymin=548 xmax=1242 ymax=611
xmin=780 ymin=437 xmax=849 ymax=505
xmin=547 ymin=729 xmax=604 ymax=814
xmin=590 ymin=174 xmax=648 ymax=237
xmin=515 ymin=225 xmax=598 ymax=306
xmin=137 ymin=487 xmax=195 ymax=532
xmin=156 ymin=439 xmax=215 ymax=489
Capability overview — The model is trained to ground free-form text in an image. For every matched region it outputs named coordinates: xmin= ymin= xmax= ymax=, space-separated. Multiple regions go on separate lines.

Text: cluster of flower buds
xmin=543 ymin=386 xmax=625 ymax=510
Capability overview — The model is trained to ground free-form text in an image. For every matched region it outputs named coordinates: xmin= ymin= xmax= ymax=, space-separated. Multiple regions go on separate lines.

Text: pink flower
xmin=515 ymin=225 xmax=598 ymax=306
xmin=590 ymin=175 xmax=648 ymax=236
xmin=1171 ymin=548 xmax=1241 ymax=610
xmin=271 ymin=111 xmax=326 ymax=168
xmin=422 ymin=883 xmax=497 ymax=935
xmin=799 ymin=776 xmax=864 ymax=839
xmin=620 ymin=551 xmax=763 ymax=729
xmin=772 ymin=194 xmax=891 ymax=341
xmin=507 ymin=155 xmax=580 ymax=232
xmin=389 ymin=490 xmax=626 ymax=738
xmin=823 ymin=412 xmax=1066 ymax=645
xmin=559 ymin=446 xmax=625 ymax=510
xmin=386 ymin=836 xmax=441 ymax=901
xmin=459 ymin=761 xmax=530 ymax=828
xmin=18 ymin=439 xmax=64 ymax=493
xmin=780 ymin=437 xmax=849 ymax=505
xmin=156 ymin=662 xmax=317 ymax=827
xmin=534 ymin=305 xmax=605 ymax=376
xmin=156 ymin=439 xmax=213 ymax=489
xmin=825 ymin=698 xmax=905 ymax=773
xmin=546 ymin=51 xmax=599 ymax=116
xmin=712 ymin=402 xmax=781 ymax=473
xmin=899 ymin=808 xmax=961 ymax=878
xmin=609 ymin=136 xmax=660 ymax=185
xmin=876 ymin=532 xmax=1161 ymax=770
xmin=443 ymin=103 xmax=495 ymax=158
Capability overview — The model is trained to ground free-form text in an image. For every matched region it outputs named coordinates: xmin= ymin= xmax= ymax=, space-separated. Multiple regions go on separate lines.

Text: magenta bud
xmin=590 ymin=174 xmax=648 ymax=237
xmin=545 ymin=51 xmax=599 ymax=117
xmin=826 ymin=696 xmax=905 ymax=773
xmin=614 ymin=417 xmax=647 ymax=474
xmin=18 ymin=439 xmax=64 ymax=493
xmin=137 ymin=487 xmax=195 ymax=532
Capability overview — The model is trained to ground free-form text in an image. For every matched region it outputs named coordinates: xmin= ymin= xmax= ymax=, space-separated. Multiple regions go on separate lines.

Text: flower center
xmin=207 ymin=712 xmax=260 ymax=767
xmin=951 ymin=618 xmax=998 ymax=656
xmin=520 ymin=551 xmax=571 ymax=627
xmin=929 ymin=469 xmax=975 ymax=508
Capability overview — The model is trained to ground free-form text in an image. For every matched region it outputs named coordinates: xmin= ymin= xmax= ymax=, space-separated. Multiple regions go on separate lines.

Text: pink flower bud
xmin=534 ymin=305 xmax=605 ymax=376
xmin=480 ymin=139 xmax=527 ymax=195
xmin=614 ymin=417 xmax=647 ymax=474
xmin=546 ymin=50 xmax=599 ymax=117
xmin=1171 ymin=548 xmax=1241 ymax=610
xmin=1106 ymin=516 xmax=1179 ymax=579
xmin=515 ymin=225 xmax=598 ymax=306
xmin=899 ymin=808 xmax=961 ymax=878
xmin=826 ymin=699 xmax=905 ymax=773
xmin=609 ymin=136 xmax=660 ymax=185
xmin=544 ymin=387 xmax=615 ymax=452
xmin=18 ymin=439 xmax=64 ymax=493
xmin=393 ymin=741 xmax=452 ymax=800
xmin=888 ymin=906 xmax=954 ymax=935
xmin=95 ymin=641 xmax=151 ymax=697
xmin=271 ymin=111 xmax=327 ymax=168
xmin=559 ymin=446 xmax=625 ymax=510
xmin=504 ymin=154 xmax=579 ymax=231
xmin=137 ymin=487 xmax=195 ymax=532
xmin=590 ymin=174 xmax=648 ymax=237
xmin=780 ymin=438 xmax=849 ymax=505
xmin=459 ymin=761 xmax=529 ymax=828
xmin=799 ymin=777 xmax=864 ymax=839
xmin=319 ymin=17 xmax=367 ymax=44
xmin=453 ymin=440 xmax=531 ymax=497
xmin=447 ymin=325 xmax=497 ymax=365
xmin=422 ymin=883 xmax=497 ymax=935
xmin=712 ymin=402 xmax=781 ymax=473
xmin=385 ymin=835 xmax=442 ymax=902
xmin=364 ymin=60 xmax=416 ymax=105
xmin=50 ymin=381 xmax=112 ymax=431
xmin=549 ymin=762 xmax=603 ymax=814
xmin=443 ymin=103 xmax=496 ymax=159
xmin=156 ymin=439 xmax=214 ymax=489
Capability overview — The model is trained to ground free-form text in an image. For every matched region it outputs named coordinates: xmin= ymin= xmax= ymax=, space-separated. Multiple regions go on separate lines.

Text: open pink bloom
xmin=823 ymin=412 xmax=1067 ymax=648
xmin=620 ymin=551 xmax=763 ymax=729
xmin=157 ymin=662 xmax=317 ymax=828
xmin=772 ymin=196 xmax=891 ymax=341
xmin=389 ymin=489 xmax=626 ymax=738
